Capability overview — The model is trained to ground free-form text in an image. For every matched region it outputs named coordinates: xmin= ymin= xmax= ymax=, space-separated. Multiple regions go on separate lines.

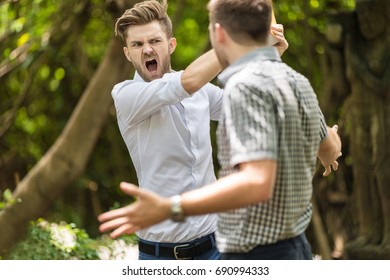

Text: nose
xmin=143 ymin=44 xmax=153 ymax=55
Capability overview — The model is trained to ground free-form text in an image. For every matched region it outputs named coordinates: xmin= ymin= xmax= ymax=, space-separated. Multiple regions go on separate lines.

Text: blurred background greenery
xmin=1 ymin=0 xmax=373 ymax=259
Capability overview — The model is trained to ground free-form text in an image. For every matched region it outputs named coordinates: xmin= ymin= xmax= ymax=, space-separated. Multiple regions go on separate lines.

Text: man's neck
xmin=228 ymin=43 xmax=266 ymax=65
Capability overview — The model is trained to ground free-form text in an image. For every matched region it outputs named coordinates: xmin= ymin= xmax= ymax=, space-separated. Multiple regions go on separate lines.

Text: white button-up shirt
xmin=112 ymin=71 xmax=223 ymax=242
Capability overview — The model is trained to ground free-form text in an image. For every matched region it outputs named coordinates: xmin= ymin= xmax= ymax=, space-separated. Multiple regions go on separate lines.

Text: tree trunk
xmin=0 ymin=36 xmax=132 ymax=255
xmin=324 ymin=0 xmax=390 ymax=259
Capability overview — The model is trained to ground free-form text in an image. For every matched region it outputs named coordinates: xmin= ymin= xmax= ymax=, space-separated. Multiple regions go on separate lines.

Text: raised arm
xmin=180 ymin=23 xmax=289 ymax=95
xmin=181 ymin=49 xmax=222 ymax=94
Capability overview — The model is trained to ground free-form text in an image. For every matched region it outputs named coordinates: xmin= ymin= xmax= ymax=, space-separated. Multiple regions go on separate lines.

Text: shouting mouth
xmin=145 ymin=58 xmax=158 ymax=73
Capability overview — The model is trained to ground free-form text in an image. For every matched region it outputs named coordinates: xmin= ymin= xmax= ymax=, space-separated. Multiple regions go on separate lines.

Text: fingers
xmin=98 ymin=182 xmax=167 ymax=238
xmin=270 ymin=24 xmax=285 ymax=40
xmin=271 ymin=23 xmax=284 ymax=33
xmin=271 ymin=30 xmax=285 ymax=42
xmin=120 ymin=181 xmax=155 ymax=202
xmin=99 ymin=216 xmax=130 ymax=233
xmin=98 ymin=206 xmax=141 ymax=238
xmin=98 ymin=182 xmax=140 ymax=223
xmin=97 ymin=182 xmax=146 ymax=238
xmin=271 ymin=29 xmax=284 ymax=38
xmin=120 ymin=182 xmax=141 ymax=197
xmin=322 ymin=160 xmax=339 ymax=177
xmin=332 ymin=160 xmax=339 ymax=171
xmin=323 ymin=165 xmax=331 ymax=176
xmin=110 ymin=224 xmax=140 ymax=239
xmin=270 ymin=24 xmax=289 ymax=56
xmin=98 ymin=205 xmax=131 ymax=223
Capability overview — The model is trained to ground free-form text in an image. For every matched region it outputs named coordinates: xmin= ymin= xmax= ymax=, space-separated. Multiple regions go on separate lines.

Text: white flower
xmin=96 ymin=239 xmax=138 ymax=260
xmin=97 ymin=246 xmax=111 ymax=260
xmin=50 ymin=223 xmax=77 ymax=252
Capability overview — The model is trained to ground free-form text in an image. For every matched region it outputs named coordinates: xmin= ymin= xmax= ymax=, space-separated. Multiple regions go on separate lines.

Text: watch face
xmin=172 ymin=211 xmax=185 ymax=222
xmin=171 ymin=195 xmax=185 ymax=222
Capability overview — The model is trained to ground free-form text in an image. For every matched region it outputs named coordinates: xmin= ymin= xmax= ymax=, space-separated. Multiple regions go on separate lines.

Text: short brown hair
xmin=115 ymin=0 xmax=173 ymax=42
xmin=208 ymin=0 xmax=272 ymax=44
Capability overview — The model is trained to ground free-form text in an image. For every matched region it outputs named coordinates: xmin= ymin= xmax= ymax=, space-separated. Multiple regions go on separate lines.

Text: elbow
xmin=247 ymin=181 xmax=274 ymax=205
xmin=181 ymin=73 xmax=201 ymax=95
xmin=239 ymin=160 xmax=276 ymax=205
xmin=257 ymin=186 xmax=274 ymax=204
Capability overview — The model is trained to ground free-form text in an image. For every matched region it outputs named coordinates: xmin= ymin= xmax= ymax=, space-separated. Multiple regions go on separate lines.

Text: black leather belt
xmin=138 ymin=233 xmax=215 ymax=260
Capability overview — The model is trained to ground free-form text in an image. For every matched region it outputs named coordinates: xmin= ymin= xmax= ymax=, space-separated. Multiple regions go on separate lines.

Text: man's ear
xmin=169 ymin=37 xmax=177 ymax=55
xmin=215 ymin=23 xmax=225 ymax=43
xmin=123 ymin=47 xmax=131 ymax=62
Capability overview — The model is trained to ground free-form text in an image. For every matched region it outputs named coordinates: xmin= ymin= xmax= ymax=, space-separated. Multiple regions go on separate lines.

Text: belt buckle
xmin=174 ymin=244 xmax=192 ymax=260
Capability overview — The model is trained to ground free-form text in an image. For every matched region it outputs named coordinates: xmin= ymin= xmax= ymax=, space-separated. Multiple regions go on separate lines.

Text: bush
xmin=5 ymin=218 xmax=138 ymax=260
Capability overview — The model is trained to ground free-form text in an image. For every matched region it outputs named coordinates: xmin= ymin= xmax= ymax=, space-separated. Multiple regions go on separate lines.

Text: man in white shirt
xmin=101 ymin=0 xmax=288 ymax=260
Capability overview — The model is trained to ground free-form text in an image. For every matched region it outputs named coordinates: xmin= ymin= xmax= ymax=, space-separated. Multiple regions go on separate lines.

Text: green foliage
xmin=6 ymin=219 xmax=99 ymax=260
xmin=169 ymin=0 xmax=210 ymax=69
xmin=6 ymin=218 xmax=138 ymax=260
xmin=0 ymin=189 xmax=21 ymax=211
xmin=274 ymin=0 xmax=355 ymax=93
xmin=0 ymin=0 xmax=358 ymax=257
xmin=0 ymin=0 xmax=126 ymax=236
xmin=1 ymin=0 xmax=112 ymax=166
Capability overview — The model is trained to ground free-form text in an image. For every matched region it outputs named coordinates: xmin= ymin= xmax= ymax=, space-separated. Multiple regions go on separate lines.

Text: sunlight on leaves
xmin=287 ymin=11 xmax=298 ymax=21
xmin=11 ymin=17 xmax=26 ymax=33
xmin=310 ymin=0 xmax=320 ymax=9
xmin=39 ymin=65 xmax=51 ymax=80
xmin=54 ymin=68 xmax=65 ymax=81
xmin=49 ymin=79 xmax=60 ymax=91
xmin=0 ymin=189 xmax=21 ymax=211
xmin=17 ymin=33 xmax=30 ymax=47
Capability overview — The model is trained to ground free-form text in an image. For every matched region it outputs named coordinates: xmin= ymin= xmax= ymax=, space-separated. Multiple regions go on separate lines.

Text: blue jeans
xmin=138 ymin=233 xmax=221 ymax=260
xmin=221 ymin=234 xmax=313 ymax=260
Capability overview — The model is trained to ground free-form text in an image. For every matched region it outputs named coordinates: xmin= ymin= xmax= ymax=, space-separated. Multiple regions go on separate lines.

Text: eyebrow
xmin=130 ymin=36 xmax=163 ymax=45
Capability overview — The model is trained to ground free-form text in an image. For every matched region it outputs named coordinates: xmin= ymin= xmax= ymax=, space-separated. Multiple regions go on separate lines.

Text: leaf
xmin=3 ymin=189 xmax=14 ymax=203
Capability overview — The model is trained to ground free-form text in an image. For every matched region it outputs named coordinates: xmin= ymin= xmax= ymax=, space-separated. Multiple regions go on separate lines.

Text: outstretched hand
xmin=98 ymin=182 xmax=170 ymax=239
xmin=271 ymin=24 xmax=289 ymax=56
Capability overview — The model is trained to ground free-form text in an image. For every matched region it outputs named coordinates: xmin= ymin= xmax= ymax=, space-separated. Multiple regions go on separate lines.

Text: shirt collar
xmin=133 ymin=70 xmax=177 ymax=82
xmin=218 ymin=46 xmax=281 ymax=87
xmin=134 ymin=71 xmax=144 ymax=81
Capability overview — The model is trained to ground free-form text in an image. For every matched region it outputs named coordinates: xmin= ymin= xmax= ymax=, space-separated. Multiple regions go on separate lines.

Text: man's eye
xmin=132 ymin=42 xmax=142 ymax=47
xmin=151 ymin=39 xmax=161 ymax=44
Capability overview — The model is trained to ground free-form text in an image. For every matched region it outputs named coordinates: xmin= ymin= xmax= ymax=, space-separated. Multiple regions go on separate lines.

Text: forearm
xmin=98 ymin=162 xmax=276 ymax=235
xmin=181 ymin=161 xmax=276 ymax=216
xmin=181 ymin=49 xmax=222 ymax=95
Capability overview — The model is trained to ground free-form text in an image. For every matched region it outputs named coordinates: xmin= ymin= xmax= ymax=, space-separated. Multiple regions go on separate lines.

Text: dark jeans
xmin=221 ymin=234 xmax=312 ymax=260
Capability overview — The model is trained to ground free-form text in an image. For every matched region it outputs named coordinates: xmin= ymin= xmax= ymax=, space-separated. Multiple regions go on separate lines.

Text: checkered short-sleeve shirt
xmin=215 ymin=47 xmax=327 ymax=253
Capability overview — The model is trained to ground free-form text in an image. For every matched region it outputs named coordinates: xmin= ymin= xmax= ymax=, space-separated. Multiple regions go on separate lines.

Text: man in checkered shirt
xmin=98 ymin=0 xmax=342 ymax=259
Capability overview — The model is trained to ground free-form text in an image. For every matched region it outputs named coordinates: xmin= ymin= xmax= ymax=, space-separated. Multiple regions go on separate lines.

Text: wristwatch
xmin=170 ymin=195 xmax=186 ymax=222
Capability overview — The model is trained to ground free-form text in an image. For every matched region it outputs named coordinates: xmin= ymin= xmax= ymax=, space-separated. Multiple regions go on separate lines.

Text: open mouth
xmin=145 ymin=59 xmax=158 ymax=73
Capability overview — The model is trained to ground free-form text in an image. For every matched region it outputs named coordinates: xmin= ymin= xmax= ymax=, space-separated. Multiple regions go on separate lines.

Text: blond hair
xmin=115 ymin=0 xmax=173 ymax=42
